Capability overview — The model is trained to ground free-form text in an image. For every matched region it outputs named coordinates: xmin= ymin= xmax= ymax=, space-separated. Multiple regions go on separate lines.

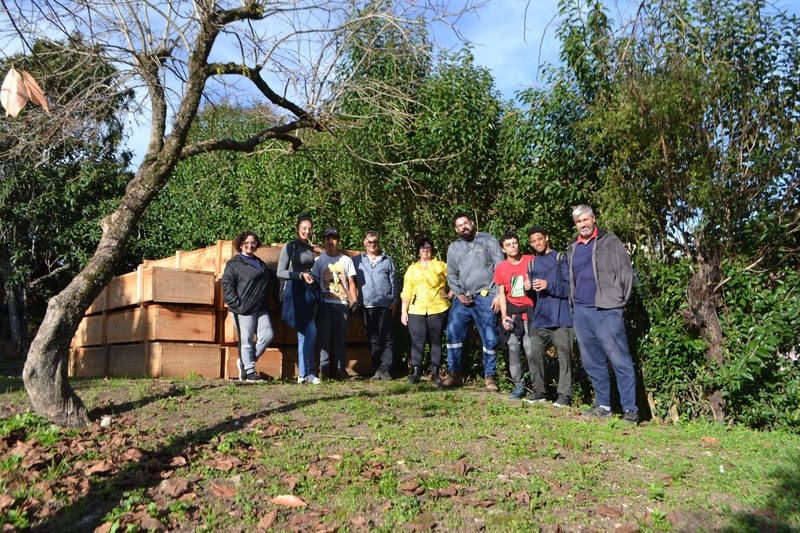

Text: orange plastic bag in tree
xmin=1 ymin=66 xmax=49 ymax=117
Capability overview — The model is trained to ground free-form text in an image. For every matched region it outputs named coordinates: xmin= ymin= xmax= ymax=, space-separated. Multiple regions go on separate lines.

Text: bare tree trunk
xmin=23 ymin=161 xmax=178 ymax=427
xmin=682 ymin=235 xmax=726 ymax=422
xmin=4 ymin=281 xmax=27 ymax=357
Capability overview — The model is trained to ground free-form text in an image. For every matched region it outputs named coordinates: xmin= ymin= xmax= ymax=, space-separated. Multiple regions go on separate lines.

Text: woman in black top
xmin=277 ymin=214 xmax=322 ymax=384
xmin=222 ymin=231 xmax=276 ymax=382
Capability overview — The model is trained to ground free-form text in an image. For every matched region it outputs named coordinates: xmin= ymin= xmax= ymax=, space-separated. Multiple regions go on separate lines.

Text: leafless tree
xmin=0 ymin=0 xmax=473 ymax=426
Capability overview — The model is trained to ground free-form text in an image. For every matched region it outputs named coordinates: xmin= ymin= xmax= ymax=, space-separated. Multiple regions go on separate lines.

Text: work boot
xmin=441 ymin=372 xmax=463 ymax=388
xmin=407 ymin=366 xmax=421 ymax=384
xmin=431 ymin=366 xmax=443 ymax=388
xmin=485 ymin=375 xmax=499 ymax=392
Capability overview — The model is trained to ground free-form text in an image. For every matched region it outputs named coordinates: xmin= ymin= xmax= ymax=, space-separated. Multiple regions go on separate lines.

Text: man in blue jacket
xmin=567 ymin=205 xmax=639 ymax=424
xmin=524 ymin=226 xmax=574 ymax=406
xmin=354 ymin=230 xmax=399 ymax=381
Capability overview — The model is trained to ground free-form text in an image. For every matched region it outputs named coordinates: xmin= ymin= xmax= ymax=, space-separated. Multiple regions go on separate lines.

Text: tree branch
xmin=178 ymin=121 xmax=304 ymax=159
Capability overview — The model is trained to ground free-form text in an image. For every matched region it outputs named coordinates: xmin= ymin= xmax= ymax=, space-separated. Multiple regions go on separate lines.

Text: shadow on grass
xmin=85 ymin=380 xmax=224 ymax=420
xmin=724 ymin=449 xmax=800 ymax=532
xmin=33 ymin=382 xmax=425 ymax=532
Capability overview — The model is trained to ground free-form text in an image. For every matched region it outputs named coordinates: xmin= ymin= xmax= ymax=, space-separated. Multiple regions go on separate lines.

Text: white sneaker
xmin=297 ymin=376 xmax=306 ymax=384
xmin=307 ymin=375 xmax=321 ymax=385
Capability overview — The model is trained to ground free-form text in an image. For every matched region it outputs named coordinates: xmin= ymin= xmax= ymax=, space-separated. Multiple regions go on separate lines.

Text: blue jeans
xmin=235 ymin=311 xmax=274 ymax=373
xmin=573 ymin=305 xmax=637 ymax=413
xmin=446 ymin=295 xmax=498 ymax=376
xmin=297 ymin=320 xmax=317 ymax=379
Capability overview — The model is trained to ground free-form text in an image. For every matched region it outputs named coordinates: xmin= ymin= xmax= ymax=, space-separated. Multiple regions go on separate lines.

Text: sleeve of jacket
xmin=277 ymin=242 xmax=301 ymax=280
xmin=548 ymin=253 xmax=571 ymax=299
xmin=446 ymin=243 xmax=463 ymax=296
xmin=389 ymin=258 xmax=399 ymax=304
xmin=614 ymin=237 xmax=634 ymax=304
xmin=221 ymin=261 xmax=241 ymax=311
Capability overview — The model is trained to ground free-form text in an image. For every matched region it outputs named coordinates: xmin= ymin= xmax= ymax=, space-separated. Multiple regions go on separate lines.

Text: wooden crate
xmin=343 ymin=344 xmax=372 ymax=376
xmin=99 ymin=266 xmax=215 ymax=311
xmin=149 ymin=342 xmax=221 ymax=378
xmin=106 ymin=305 xmax=215 ymax=344
xmin=107 ymin=342 xmax=221 ymax=378
xmin=74 ymin=314 xmax=105 ymax=347
xmin=107 ymin=344 xmax=147 ymax=377
xmin=69 ymin=346 xmax=108 ymax=377
xmin=223 ymin=346 xmax=297 ymax=379
xmin=345 ymin=315 xmax=368 ymax=343
xmin=217 ymin=310 xmax=294 ymax=345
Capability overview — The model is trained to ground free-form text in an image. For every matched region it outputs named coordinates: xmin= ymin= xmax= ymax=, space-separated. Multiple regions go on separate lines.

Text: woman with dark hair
xmin=400 ymin=236 xmax=452 ymax=386
xmin=222 ymin=231 xmax=276 ymax=382
xmin=277 ymin=214 xmax=323 ymax=385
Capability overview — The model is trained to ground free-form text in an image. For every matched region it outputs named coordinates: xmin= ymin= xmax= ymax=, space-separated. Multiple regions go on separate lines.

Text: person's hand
xmin=401 ymin=311 xmax=409 ymax=326
xmin=501 ymin=315 xmax=513 ymax=331
xmin=523 ymin=277 xmax=532 ymax=291
xmin=457 ymin=294 xmax=473 ymax=306
xmin=533 ymin=278 xmax=547 ymax=291
xmin=301 ymin=272 xmax=314 ymax=284
xmin=490 ymin=297 xmax=500 ymax=313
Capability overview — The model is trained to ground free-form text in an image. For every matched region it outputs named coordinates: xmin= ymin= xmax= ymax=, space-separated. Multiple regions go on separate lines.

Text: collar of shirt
xmin=577 ymin=226 xmax=599 ymax=245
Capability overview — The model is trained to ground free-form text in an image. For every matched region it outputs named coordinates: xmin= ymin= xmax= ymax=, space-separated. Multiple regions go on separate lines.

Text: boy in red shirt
xmin=494 ymin=231 xmax=544 ymax=400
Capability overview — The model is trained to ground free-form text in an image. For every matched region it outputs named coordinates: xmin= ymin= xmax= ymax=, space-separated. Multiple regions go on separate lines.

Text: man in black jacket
xmin=222 ymin=231 xmax=277 ymax=382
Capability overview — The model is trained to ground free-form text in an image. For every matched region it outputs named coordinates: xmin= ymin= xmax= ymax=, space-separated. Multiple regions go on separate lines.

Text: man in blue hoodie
xmin=524 ymin=226 xmax=574 ymax=407
xmin=354 ymin=230 xmax=399 ymax=381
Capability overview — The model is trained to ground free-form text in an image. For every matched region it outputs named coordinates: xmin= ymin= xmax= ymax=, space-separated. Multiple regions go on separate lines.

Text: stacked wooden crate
xmin=70 ymin=266 xmax=219 ymax=378
xmin=70 ymin=240 xmax=372 ymax=380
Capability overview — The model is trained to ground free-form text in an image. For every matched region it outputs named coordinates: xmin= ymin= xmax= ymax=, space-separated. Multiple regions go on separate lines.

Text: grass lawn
xmin=0 ymin=372 xmax=798 ymax=532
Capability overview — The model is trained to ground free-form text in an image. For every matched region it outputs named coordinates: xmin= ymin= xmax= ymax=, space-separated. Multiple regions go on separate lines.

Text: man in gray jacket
xmin=567 ymin=204 xmax=639 ymax=423
xmin=354 ymin=230 xmax=399 ymax=380
xmin=444 ymin=212 xmax=504 ymax=390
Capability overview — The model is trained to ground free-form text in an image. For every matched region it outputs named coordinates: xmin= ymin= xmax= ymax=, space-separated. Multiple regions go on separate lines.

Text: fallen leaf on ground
xmin=85 ymin=459 xmax=114 ymax=475
xmin=378 ymin=501 xmax=392 ymax=513
xmin=210 ymin=482 xmax=237 ymax=498
xmin=170 ymin=455 xmax=188 ymax=467
xmin=701 ymin=436 xmax=719 ymax=445
xmin=93 ymin=522 xmax=113 ymax=533
xmin=615 ymin=523 xmax=640 ymax=533
xmin=410 ymin=512 xmax=436 ymax=531
xmin=452 ymin=460 xmax=474 ymax=476
xmin=597 ymin=504 xmax=624 ymax=518
xmin=270 ymin=494 xmax=307 ymax=507
xmin=350 ymin=516 xmax=367 ymax=527
xmin=0 ymin=494 xmax=15 ymax=512
xmin=158 ymin=478 xmax=190 ymax=498
xmin=257 ymin=509 xmax=278 ymax=530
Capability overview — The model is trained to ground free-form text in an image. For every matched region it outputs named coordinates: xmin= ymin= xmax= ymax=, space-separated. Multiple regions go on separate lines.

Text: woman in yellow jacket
xmin=401 ymin=236 xmax=453 ymax=386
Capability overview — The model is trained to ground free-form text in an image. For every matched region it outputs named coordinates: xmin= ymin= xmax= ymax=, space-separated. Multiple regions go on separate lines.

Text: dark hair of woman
xmin=234 ymin=231 xmax=261 ymax=252
xmin=296 ymin=213 xmax=313 ymax=229
xmin=416 ymin=236 xmax=435 ymax=254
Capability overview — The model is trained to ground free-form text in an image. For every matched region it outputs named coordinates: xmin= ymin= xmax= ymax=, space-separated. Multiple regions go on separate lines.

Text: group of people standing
xmin=222 ymin=204 xmax=640 ymax=424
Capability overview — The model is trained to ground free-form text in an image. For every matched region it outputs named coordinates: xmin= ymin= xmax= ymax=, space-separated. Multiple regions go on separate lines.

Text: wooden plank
xmin=107 ymin=344 xmax=148 ymax=377
xmin=86 ymin=287 xmax=108 ymax=314
xmin=343 ymin=344 xmax=372 ymax=376
xmin=149 ymin=342 xmax=221 ymax=378
xmin=177 ymin=246 xmax=221 ymax=274
xmin=223 ymin=346 xmax=297 ymax=379
xmin=74 ymin=314 xmax=104 ymax=347
xmin=106 ymin=270 xmax=140 ymax=309
xmin=345 ymin=316 xmax=368 ymax=343
xmin=106 ymin=305 xmax=215 ymax=344
xmin=141 ymin=267 xmax=215 ymax=306
xmin=68 ymin=346 xmax=108 ymax=377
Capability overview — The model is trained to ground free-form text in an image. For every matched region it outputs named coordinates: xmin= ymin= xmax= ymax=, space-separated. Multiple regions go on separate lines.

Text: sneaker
xmin=306 ymin=375 xmax=321 ymax=385
xmin=581 ymin=405 xmax=612 ymax=417
xmin=236 ymin=358 xmax=245 ymax=381
xmin=508 ymin=385 xmax=526 ymax=400
xmin=485 ymin=375 xmax=499 ymax=392
xmin=297 ymin=376 xmax=306 ymax=384
xmin=441 ymin=373 xmax=463 ymax=388
xmin=244 ymin=371 xmax=262 ymax=382
xmin=523 ymin=392 xmax=547 ymax=404
xmin=553 ymin=394 xmax=571 ymax=408
xmin=336 ymin=368 xmax=349 ymax=381
xmin=622 ymin=410 xmax=639 ymax=424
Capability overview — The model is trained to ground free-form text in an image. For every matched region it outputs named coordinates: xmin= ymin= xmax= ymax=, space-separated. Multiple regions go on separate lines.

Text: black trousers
xmin=363 ymin=307 xmax=394 ymax=372
xmin=407 ymin=310 xmax=448 ymax=367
